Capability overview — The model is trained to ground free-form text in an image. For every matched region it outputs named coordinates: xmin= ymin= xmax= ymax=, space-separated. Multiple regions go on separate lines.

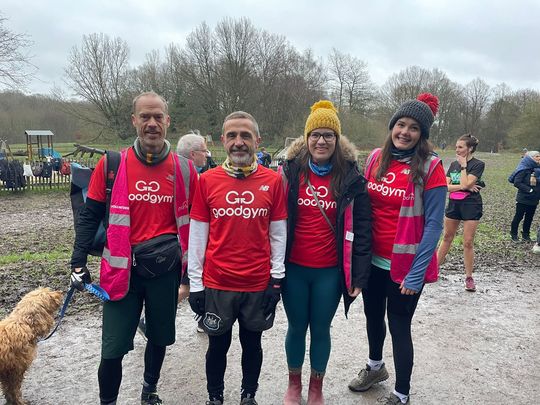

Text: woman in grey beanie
xmin=348 ymin=93 xmax=447 ymax=405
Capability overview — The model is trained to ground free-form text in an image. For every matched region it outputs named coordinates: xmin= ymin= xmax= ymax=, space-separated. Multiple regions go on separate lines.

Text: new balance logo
xmin=259 ymin=185 xmax=270 ymax=191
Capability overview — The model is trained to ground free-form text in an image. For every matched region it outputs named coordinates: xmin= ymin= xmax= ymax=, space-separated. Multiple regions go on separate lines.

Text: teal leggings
xmin=282 ymin=262 xmax=342 ymax=373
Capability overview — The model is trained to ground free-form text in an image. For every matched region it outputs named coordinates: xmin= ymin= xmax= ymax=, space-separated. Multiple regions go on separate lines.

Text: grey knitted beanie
xmin=388 ymin=93 xmax=439 ymax=139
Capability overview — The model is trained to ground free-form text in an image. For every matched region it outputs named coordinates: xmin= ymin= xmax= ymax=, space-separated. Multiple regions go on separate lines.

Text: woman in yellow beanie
xmin=280 ymin=100 xmax=372 ymax=404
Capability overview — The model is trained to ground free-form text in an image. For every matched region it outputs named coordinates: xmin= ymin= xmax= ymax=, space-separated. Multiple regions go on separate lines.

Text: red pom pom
xmin=417 ymin=93 xmax=439 ymax=116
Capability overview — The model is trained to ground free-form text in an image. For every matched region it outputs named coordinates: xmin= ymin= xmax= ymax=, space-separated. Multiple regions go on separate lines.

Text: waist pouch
xmin=449 ymin=191 xmax=470 ymax=200
xmin=132 ymin=234 xmax=181 ymax=279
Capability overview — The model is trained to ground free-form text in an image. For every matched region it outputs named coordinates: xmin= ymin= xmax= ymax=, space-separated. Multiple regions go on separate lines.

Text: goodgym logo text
xmin=298 ymin=185 xmax=336 ymax=210
xmin=212 ymin=190 xmax=269 ymax=219
xmin=129 ymin=180 xmax=173 ymax=204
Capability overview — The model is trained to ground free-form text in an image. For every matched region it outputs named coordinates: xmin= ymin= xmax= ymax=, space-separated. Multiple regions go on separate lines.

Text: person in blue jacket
xmin=509 ymin=151 xmax=540 ymax=242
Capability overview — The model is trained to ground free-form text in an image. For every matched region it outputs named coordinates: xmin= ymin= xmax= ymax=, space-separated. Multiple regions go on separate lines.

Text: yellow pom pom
xmin=311 ymin=100 xmax=337 ymax=113
xmin=305 ymin=99 xmax=341 ymax=138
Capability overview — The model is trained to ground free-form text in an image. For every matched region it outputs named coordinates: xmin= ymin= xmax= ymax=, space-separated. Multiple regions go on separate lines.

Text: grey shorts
xmin=202 ymin=288 xmax=275 ymax=336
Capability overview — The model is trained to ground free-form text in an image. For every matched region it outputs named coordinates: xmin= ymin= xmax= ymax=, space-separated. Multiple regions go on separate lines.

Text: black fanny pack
xmin=132 ymin=234 xmax=181 ymax=279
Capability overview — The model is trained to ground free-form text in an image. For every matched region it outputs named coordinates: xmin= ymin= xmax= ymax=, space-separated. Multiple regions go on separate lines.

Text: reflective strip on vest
xmin=393 ymin=243 xmax=419 ymax=254
xmin=108 ymin=213 xmax=130 ymax=226
xmin=400 ymin=202 xmax=423 ymax=217
xmin=102 ymin=247 xmax=130 ymax=269
xmin=177 ymin=157 xmax=191 ymax=201
xmin=176 ymin=214 xmax=190 ymax=228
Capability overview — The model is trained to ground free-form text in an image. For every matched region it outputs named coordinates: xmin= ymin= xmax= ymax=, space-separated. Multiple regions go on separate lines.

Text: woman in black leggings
xmin=348 ymin=94 xmax=447 ymax=404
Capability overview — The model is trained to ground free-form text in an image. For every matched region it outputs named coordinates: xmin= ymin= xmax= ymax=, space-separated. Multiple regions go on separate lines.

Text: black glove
xmin=188 ymin=290 xmax=206 ymax=317
xmin=262 ymin=277 xmax=282 ymax=316
xmin=70 ymin=266 xmax=92 ymax=291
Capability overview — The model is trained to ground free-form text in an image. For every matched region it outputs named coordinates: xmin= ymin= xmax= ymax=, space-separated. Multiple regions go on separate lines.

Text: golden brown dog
xmin=0 ymin=287 xmax=63 ymax=405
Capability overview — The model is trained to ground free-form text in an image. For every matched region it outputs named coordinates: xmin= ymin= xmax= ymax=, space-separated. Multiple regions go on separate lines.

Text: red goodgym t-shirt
xmin=367 ymin=159 xmax=447 ymax=259
xmin=87 ymin=148 xmax=195 ymax=245
xmin=289 ymin=171 xmax=338 ymax=267
xmin=189 ymin=166 xmax=287 ymax=292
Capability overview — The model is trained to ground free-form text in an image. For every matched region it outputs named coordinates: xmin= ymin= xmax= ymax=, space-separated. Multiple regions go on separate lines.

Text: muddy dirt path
xmin=15 ymin=268 xmax=540 ymax=405
xmin=1 ymin=180 xmax=539 ymax=404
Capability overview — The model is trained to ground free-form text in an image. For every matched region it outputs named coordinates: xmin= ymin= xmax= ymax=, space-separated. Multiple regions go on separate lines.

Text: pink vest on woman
xmin=365 ymin=148 xmax=441 ymax=284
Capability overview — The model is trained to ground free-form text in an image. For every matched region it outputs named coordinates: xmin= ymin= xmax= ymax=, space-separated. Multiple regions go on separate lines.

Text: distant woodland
xmin=1 ymin=17 xmax=539 ymax=151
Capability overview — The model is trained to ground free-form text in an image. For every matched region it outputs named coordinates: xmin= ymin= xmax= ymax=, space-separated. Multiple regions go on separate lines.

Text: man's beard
xmin=228 ymin=147 xmax=254 ymax=166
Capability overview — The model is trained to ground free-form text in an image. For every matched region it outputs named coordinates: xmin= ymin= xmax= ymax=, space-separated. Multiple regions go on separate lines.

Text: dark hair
xmin=458 ymin=133 xmax=479 ymax=153
xmin=297 ymin=140 xmax=349 ymax=198
xmin=376 ymin=133 xmax=434 ymax=185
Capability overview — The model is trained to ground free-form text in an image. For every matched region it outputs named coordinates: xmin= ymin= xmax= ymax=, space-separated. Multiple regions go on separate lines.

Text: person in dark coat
xmin=510 ymin=151 xmax=540 ymax=241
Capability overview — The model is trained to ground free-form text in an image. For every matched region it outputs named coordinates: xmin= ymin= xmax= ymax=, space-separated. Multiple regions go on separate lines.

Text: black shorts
xmin=202 ymin=288 xmax=275 ymax=336
xmin=445 ymin=200 xmax=483 ymax=221
xmin=101 ymin=269 xmax=180 ymax=359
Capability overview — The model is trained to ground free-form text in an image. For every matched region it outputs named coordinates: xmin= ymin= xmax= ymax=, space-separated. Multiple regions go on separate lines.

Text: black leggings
xmin=98 ymin=341 xmax=166 ymax=404
xmin=206 ymin=325 xmax=263 ymax=397
xmin=510 ymin=202 xmax=537 ymax=238
xmin=362 ymin=265 xmax=423 ymax=396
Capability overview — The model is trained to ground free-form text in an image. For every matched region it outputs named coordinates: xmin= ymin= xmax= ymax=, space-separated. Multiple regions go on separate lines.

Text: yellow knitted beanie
xmin=304 ymin=100 xmax=341 ymax=141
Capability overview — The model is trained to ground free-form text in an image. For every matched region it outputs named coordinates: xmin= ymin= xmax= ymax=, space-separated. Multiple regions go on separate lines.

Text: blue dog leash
xmin=40 ymin=283 xmax=109 ymax=342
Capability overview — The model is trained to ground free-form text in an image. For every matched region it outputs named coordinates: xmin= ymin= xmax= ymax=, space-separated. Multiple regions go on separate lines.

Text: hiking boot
xmin=306 ymin=374 xmax=324 ymax=405
xmin=137 ymin=317 xmax=147 ymax=341
xmin=239 ymin=393 xmax=258 ymax=404
xmin=510 ymin=234 xmax=519 ymax=242
xmin=348 ymin=364 xmax=389 ymax=392
xmin=522 ymin=235 xmax=532 ymax=242
xmin=283 ymin=372 xmax=302 ymax=405
xmin=533 ymin=243 xmax=540 ymax=254
xmin=378 ymin=393 xmax=409 ymax=404
xmin=141 ymin=392 xmax=163 ymax=405
xmin=465 ymin=277 xmax=476 ymax=292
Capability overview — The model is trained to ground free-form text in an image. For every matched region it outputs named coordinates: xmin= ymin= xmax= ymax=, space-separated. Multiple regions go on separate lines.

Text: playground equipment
xmin=25 ymin=130 xmax=62 ymax=160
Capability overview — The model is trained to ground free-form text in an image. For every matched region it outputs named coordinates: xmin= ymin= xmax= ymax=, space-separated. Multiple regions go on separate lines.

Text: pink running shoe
xmin=465 ymin=277 xmax=476 ymax=292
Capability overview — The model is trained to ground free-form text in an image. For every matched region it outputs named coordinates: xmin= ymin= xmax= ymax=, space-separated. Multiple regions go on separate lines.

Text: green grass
xmin=0 ymin=250 xmax=70 ymax=266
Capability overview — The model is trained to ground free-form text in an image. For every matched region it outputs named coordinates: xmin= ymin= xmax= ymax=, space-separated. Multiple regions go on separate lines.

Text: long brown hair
xmin=297 ymin=139 xmax=349 ymax=199
xmin=375 ymin=133 xmax=434 ymax=185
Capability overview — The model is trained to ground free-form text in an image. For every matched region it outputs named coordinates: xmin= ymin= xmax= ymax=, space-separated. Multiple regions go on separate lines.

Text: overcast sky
xmin=2 ymin=0 xmax=539 ymax=95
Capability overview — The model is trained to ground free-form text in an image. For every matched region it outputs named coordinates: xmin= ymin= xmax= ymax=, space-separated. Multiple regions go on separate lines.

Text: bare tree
xmin=462 ymin=77 xmax=491 ymax=135
xmin=327 ymin=48 xmax=373 ymax=114
xmin=328 ymin=48 xmax=347 ymax=109
xmin=379 ymin=66 xmax=433 ymax=111
xmin=64 ymin=33 xmax=133 ymax=139
xmin=214 ymin=17 xmax=259 ymax=112
xmin=132 ymin=50 xmax=168 ymax=96
xmin=179 ymin=22 xmax=222 ymax=131
xmin=0 ymin=14 xmax=35 ymax=89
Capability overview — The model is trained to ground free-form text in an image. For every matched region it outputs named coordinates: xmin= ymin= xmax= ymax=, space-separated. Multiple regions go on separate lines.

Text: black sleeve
xmin=351 ymin=182 xmax=372 ymax=289
xmin=514 ymin=170 xmax=533 ymax=194
xmin=468 ymin=159 xmax=485 ymax=179
xmin=180 ymin=269 xmax=190 ymax=285
xmin=70 ymin=197 xmax=106 ymax=268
